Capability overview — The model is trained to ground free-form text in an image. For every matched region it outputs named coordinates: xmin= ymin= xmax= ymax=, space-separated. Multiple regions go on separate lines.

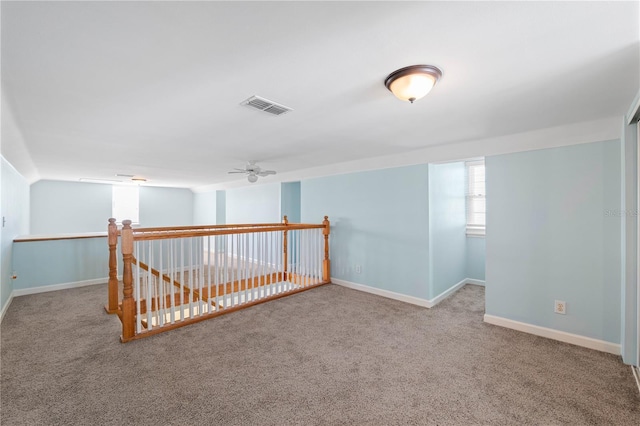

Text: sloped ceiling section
xmin=1 ymin=91 xmax=39 ymax=183
xmin=1 ymin=1 xmax=638 ymax=188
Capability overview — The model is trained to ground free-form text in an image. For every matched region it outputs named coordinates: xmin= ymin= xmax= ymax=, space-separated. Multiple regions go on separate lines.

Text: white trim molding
xmin=194 ymin=116 xmax=621 ymax=192
xmin=466 ymin=228 xmax=486 ymax=237
xmin=12 ymin=277 xmax=109 ymax=297
xmin=0 ymin=293 xmax=15 ymax=323
xmin=331 ymin=278 xmax=432 ymax=308
xmin=626 ymin=89 xmax=640 ymax=125
xmin=632 ymin=366 xmax=640 ymax=396
xmin=484 ymin=314 xmax=620 ymax=355
xmin=331 ymin=277 xmax=484 ymax=309
xmin=429 ymin=279 xmax=468 ymax=307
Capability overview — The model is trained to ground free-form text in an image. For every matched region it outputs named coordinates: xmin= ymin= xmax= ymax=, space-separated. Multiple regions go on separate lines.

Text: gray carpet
xmin=1 ymin=283 xmax=638 ymax=425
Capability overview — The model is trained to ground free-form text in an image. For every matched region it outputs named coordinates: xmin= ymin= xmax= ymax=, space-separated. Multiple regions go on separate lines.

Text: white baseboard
xmin=331 ymin=278 xmax=433 ymax=307
xmin=331 ymin=277 xmax=480 ymax=309
xmin=632 ymin=366 xmax=640 ymax=396
xmin=483 ymin=314 xmax=621 ymax=355
xmin=429 ymin=279 xmax=468 ymax=307
xmin=465 ymin=278 xmax=485 ymax=286
xmin=12 ymin=278 xmax=108 ymax=297
xmin=0 ymin=293 xmax=15 ymax=323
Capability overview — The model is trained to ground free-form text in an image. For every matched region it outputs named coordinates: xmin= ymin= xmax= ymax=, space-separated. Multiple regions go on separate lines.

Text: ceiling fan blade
xmin=228 ymin=171 xmax=247 ymax=174
xmin=233 ymin=168 xmax=247 ymax=172
xmin=257 ymin=170 xmax=276 ymax=176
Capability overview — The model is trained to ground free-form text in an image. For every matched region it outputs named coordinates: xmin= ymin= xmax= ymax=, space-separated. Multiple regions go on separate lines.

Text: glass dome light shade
xmin=385 ymin=65 xmax=442 ymax=103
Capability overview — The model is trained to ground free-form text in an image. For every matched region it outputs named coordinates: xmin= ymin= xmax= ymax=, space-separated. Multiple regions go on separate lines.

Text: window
xmin=466 ymin=160 xmax=485 ymax=236
xmin=112 ymin=185 xmax=139 ymax=225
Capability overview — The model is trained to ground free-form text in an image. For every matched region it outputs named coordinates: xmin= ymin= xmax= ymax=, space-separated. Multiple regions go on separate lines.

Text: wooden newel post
xmin=282 ymin=215 xmax=289 ymax=280
xmin=120 ymin=220 xmax=135 ymax=342
xmin=104 ymin=218 xmax=119 ymax=314
xmin=322 ymin=216 xmax=330 ymax=282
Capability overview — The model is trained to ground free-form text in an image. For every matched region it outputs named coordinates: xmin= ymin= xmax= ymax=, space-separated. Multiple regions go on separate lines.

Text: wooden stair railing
xmin=108 ymin=216 xmax=330 ymax=342
xmin=132 ymin=256 xmax=201 ymax=300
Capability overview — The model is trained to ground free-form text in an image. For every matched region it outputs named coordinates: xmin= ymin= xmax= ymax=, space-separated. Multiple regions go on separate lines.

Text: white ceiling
xmin=2 ymin=1 xmax=639 ymax=189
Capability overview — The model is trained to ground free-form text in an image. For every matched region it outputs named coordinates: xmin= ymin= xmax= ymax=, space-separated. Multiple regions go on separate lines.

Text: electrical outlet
xmin=11 ymin=271 xmax=17 ymax=280
xmin=554 ymin=300 xmax=566 ymax=315
xmin=355 ymin=265 xmax=362 ymax=274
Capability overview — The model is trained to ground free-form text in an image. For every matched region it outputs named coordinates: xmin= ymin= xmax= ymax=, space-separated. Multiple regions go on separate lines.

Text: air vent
xmin=241 ymin=95 xmax=292 ymax=116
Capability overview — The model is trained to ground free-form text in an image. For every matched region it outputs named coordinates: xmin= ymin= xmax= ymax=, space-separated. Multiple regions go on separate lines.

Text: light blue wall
xmin=1 ymin=157 xmax=30 ymax=312
xmin=428 ymin=162 xmax=466 ymax=298
xmin=216 ymin=190 xmax=226 ymax=225
xmin=18 ymin=182 xmax=194 ymax=292
xmin=301 ymin=165 xmax=430 ymax=299
xmin=281 ymin=182 xmax=301 ymax=223
xmin=193 ymin=191 xmax=217 ymax=225
xmin=16 ymin=181 xmax=278 ymax=291
xmin=139 ymin=186 xmax=193 ymax=227
xmin=226 ymin=183 xmax=281 ymax=224
xmin=466 ymin=237 xmax=486 ymax=281
xmin=12 ymin=237 xmax=108 ymax=290
xmin=31 ymin=181 xmax=194 ymax=233
xmin=31 ymin=180 xmax=111 ymax=234
xmin=621 ymin=118 xmax=638 ymax=365
xmin=486 ymin=140 xmax=621 ymax=344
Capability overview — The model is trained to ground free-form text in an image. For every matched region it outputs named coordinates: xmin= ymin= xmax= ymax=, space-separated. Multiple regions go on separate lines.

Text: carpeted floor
xmin=1 ymin=283 xmax=638 ymax=425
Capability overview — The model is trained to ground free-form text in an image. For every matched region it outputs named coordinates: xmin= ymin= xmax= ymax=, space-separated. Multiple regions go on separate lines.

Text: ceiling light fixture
xmin=384 ymin=65 xmax=442 ymax=103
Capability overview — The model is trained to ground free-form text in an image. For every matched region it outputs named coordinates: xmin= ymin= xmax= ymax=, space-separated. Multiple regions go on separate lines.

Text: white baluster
xmin=223 ymin=235 xmax=229 ymax=309
xmin=188 ymin=237 xmax=194 ymax=320
xmin=180 ymin=238 xmax=185 ymax=320
xmin=243 ymin=232 xmax=248 ymax=303
xmin=158 ymin=240 xmax=165 ymax=327
xmin=198 ymin=237 xmax=204 ymax=315
xmin=169 ymin=239 xmax=176 ymax=324
xmin=135 ymin=241 xmax=141 ymax=333
xmin=214 ymin=235 xmax=219 ymax=311
xmin=207 ymin=235 xmax=212 ymax=312
xmin=147 ymin=241 xmax=153 ymax=330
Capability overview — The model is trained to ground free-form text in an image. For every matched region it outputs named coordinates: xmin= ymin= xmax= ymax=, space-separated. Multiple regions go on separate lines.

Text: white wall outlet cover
xmin=554 ymin=300 xmax=567 ymax=315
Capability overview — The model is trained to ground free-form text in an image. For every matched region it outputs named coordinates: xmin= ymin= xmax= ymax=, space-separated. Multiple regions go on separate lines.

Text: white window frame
xmin=466 ymin=159 xmax=485 ymax=237
xmin=112 ymin=185 xmax=140 ymax=225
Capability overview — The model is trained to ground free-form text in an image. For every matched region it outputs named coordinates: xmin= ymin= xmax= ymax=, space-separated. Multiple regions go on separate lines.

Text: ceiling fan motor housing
xmin=227 ymin=161 xmax=276 ymax=182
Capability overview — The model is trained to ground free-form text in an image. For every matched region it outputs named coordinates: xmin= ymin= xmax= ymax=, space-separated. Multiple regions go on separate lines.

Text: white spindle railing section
xmin=108 ymin=217 xmax=330 ymax=342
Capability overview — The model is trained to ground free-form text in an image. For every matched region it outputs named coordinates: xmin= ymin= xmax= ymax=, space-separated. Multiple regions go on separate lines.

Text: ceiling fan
xmin=228 ymin=161 xmax=277 ymax=183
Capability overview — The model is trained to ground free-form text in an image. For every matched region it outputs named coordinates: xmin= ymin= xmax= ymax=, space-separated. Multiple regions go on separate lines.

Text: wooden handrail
xmin=131 ymin=222 xmax=284 ymax=233
xmin=131 ymin=256 xmax=200 ymax=299
xmin=129 ymin=223 xmax=324 ymax=241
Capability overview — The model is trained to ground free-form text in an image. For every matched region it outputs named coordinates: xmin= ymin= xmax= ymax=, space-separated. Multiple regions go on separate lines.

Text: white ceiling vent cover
xmin=240 ymin=95 xmax=292 ymax=116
